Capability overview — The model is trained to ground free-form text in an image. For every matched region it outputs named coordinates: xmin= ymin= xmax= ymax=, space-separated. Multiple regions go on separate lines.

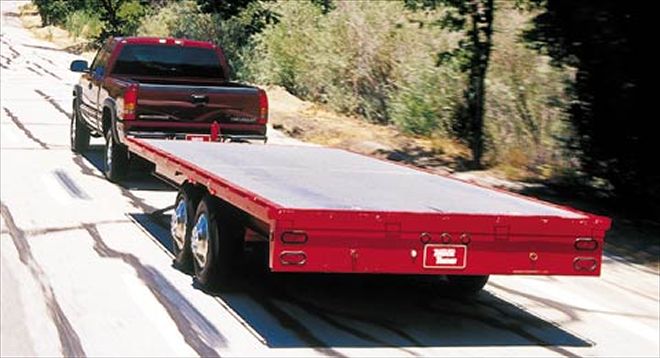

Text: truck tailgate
xmin=136 ymin=82 xmax=261 ymax=125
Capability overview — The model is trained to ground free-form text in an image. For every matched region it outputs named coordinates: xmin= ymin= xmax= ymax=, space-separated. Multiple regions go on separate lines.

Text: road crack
xmin=2 ymin=106 xmax=49 ymax=149
xmin=35 ymin=89 xmax=72 ymax=118
xmin=0 ymin=202 xmax=87 ymax=357
xmin=83 ymin=224 xmax=225 ymax=357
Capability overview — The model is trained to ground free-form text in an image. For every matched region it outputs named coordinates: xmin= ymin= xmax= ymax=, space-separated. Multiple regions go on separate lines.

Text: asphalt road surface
xmin=1 ymin=2 xmax=658 ymax=357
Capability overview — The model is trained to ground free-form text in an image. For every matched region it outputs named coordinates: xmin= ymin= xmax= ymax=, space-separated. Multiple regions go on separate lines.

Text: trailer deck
xmin=126 ymin=137 xmax=610 ymax=276
xmin=144 ymin=139 xmax=587 ymax=217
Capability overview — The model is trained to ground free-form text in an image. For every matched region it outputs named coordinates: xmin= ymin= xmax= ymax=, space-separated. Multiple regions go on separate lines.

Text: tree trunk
xmin=465 ymin=0 xmax=494 ymax=168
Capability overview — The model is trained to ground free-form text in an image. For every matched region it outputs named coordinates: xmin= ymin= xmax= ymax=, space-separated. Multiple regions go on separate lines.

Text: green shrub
xmin=64 ymin=10 xmax=103 ymax=39
xmin=249 ymin=1 xmax=462 ymax=124
xmin=483 ymin=5 xmax=576 ymax=175
xmin=116 ymin=0 xmax=148 ymax=36
xmin=391 ymin=66 xmax=464 ymax=135
xmin=32 ymin=0 xmax=83 ymax=26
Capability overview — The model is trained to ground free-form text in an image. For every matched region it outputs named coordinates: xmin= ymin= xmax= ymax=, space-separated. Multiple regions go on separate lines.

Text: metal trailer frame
xmin=125 ymin=137 xmax=611 ymax=277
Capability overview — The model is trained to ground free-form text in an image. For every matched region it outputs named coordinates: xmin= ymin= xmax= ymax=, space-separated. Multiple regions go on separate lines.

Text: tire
xmin=170 ymin=186 xmax=201 ymax=273
xmin=103 ymin=130 xmax=128 ymax=182
xmin=70 ymin=108 xmax=90 ymax=153
xmin=446 ymin=275 xmax=489 ymax=296
xmin=190 ymin=195 xmax=245 ymax=289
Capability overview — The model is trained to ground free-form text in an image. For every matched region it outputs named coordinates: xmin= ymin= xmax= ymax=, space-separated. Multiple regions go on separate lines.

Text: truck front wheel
xmin=103 ymin=130 xmax=128 ymax=182
xmin=170 ymin=186 xmax=201 ymax=273
xmin=70 ymin=109 xmax=90 ymax=152
xmin=446 ymin=275 xmax=489 ymax=296
xmin=191 ymin=195 xmax=244 ymax=289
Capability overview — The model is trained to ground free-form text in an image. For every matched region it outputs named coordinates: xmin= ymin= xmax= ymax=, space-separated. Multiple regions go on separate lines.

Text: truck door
xmin=81 ymin=44 xmax=111 ymax=133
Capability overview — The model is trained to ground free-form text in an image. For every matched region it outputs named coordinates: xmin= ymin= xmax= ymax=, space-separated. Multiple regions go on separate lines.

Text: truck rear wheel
xmin=446 ymin=275 xmax=489 ymax=296
xmin=170 ymin=186 xmax=201 ymax=273
xmin=103 ymin=130 xmax=128 ymax=182
xmin=191 ymin=195 xmax=245 ymax=289
xmin=70 ymin=109 xmax=89 ymax=152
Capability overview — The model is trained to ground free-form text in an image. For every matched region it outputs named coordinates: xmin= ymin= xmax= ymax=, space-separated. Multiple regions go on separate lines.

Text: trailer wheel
xmin=170 ymin=186 xmax=201 ymax=273
xmin=103 ymin=130 xmax=128 ymax=182
xmin=446 ymin=275 xmax=489 ymax=296
xmin=191 ymin=195 xmax=244 ymax=289
xmin=70 ymin=108 xmax=89 ymax=152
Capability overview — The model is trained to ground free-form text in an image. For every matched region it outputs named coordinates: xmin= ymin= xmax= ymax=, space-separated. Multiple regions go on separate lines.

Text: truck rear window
xmin=112 ymin=44 xmax=225 ymax=79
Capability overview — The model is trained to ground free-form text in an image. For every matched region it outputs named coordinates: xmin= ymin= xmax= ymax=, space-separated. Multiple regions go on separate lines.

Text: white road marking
xmin=41 ymin=172 xmax=73 ymax=206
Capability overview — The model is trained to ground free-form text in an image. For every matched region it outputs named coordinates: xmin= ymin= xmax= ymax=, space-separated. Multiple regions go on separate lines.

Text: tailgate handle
xmin=190 ymin=94 xmax=209 ymax=105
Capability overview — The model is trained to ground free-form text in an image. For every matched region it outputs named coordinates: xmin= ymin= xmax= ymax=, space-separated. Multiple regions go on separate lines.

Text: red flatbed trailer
xmin=125 ymin=136 xmax=611 ymax=290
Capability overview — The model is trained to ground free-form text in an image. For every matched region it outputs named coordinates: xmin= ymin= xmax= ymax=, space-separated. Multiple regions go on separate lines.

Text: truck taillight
xmin=257 ymin=89 xmax=268 ymax=125
xmin=122 ymin=84 xmax=138 ymax=120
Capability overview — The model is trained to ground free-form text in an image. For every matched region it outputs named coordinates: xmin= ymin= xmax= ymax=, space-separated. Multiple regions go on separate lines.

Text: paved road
xmin=1 ymin=2 xmax=658 ymax=357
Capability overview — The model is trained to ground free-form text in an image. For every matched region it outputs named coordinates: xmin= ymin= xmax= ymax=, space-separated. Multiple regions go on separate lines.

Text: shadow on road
xmin=130 ymin=212 xmax=590 ymax=351
xmin=81 ymin=145 xmax=174 ymax=192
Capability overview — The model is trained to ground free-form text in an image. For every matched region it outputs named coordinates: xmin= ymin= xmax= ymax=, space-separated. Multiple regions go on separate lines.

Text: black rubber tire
xmin=191 ymin=195 xmax=245 ymax=289
xmin=70 ymin=107 xmax=90 ymax=153
xmin=171 ymin=186 xmax=201 ymax=273
xmin=103 ymin=130 xmax=128 ymax=182
xmin=446 ymin=275 xmax=489 ymax=296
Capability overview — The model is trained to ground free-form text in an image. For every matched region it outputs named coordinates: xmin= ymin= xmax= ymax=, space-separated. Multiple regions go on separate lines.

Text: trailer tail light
xmin=280 ymin=251 xmax=306 ymax=265
xmin=281 ymin=231 xmax=308 ymax=244
xmin=257 ymin=89 xmax=268 ymax=125
xmin=573 ymin=257 xmax=598 ymax=271
xmin=122 ymin=84 xmax=138 ymax=120
xmin=574 ymin=238 xmax=598 ymax=251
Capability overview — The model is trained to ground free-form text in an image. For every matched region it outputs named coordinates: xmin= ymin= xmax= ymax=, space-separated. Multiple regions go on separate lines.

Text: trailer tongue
xmin=125 ymin=137 xmax=610 ymax=290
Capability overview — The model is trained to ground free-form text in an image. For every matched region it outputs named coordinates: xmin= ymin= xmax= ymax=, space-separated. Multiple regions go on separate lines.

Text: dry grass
xmin=18 ymin=3 xmax=95 ymax=59
xmin=266 ymin=85 xmax=470 ymax=173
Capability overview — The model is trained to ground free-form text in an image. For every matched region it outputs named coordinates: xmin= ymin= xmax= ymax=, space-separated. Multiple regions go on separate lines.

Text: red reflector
xmin=123 ymin=84 xmax=138 ymax=120
xmin=257 ymin=89 xmax=268 ymax=125
xmin=210 ymin=121 xmax=220 ymax=141
xmin=573 ymin=257 xmax=598 ymax=271
xmin=280 ymin=251 xmax=306 ymax=265
xmin=575 ymin=238 xmax=598 ymax=251
xmin=281 ymin=231 xmax=308 ymax=244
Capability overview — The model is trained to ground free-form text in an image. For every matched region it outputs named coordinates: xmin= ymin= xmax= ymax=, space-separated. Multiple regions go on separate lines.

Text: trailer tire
xmin=446 ymin=275 xmax=489 ymax=296
xmin=191 ymin=195 xmax=245 ymax=289
xmin=103 ymin=130 xmax=128 ymax=182
xmin=70 ymin=108 xmax=90 ymax=152
xmin=170 ymin=186 xmax=201 ymax=274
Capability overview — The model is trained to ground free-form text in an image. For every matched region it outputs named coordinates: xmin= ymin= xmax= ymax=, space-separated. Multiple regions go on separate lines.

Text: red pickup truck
xmin=69 ymin=37 xmax=268 ymax=182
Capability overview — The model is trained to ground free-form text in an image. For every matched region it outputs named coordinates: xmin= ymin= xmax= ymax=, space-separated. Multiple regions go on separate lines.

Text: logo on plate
xmin=433 ymin=248 xmax=457 ymax=265
xmin=423 ymin=244 xmax=467 ymax=269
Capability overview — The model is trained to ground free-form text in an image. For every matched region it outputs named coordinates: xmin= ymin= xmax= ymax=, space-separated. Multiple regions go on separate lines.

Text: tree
xmin=95 ymin=0 xmax=148 ymax=39
xmin=405 ymin=0 xmax=495 ymax=168
xmin=523 ymin=1 xmax=654 ymax=205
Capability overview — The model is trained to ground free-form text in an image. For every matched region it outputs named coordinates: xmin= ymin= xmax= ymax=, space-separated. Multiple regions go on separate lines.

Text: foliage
xmin=524 ymin=0 xmax=654 ymax=203
xmin=64 ymin=9 xmax=104 ymax=39
xmin=250 ymin=1 xmax=464 ymax=125
xmin=404 ymin=0 xmax=495 ymax=168
xmin=32 ymin=0 xmax=88 ymax=26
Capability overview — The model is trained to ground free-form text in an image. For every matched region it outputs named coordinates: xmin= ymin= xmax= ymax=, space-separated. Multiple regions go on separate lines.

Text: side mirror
xmin=70 ymin=60 xmax=89 ymax=73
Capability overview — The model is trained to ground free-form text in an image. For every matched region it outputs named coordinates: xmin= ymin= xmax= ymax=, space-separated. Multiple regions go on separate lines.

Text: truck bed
xmin=127 ymin=137 xmax=610 ymax=276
